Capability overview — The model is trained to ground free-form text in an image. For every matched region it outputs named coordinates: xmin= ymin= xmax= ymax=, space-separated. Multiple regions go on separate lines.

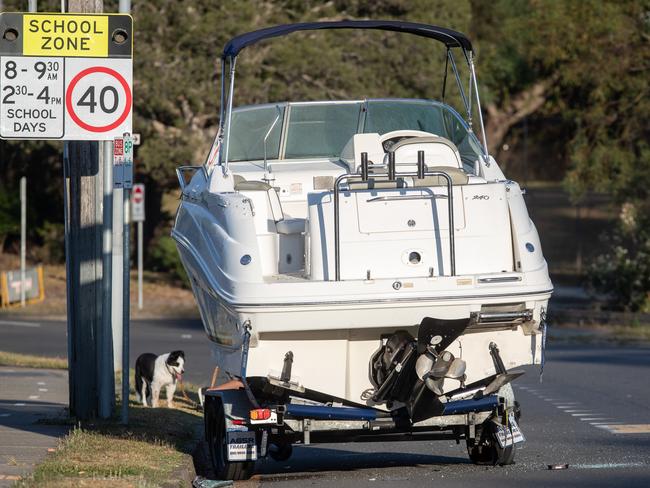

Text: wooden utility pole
xmin=64 ymin=0 xmax=114 ymax=420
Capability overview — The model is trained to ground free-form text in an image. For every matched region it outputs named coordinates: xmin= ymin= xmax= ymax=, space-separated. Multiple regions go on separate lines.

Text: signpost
xmin=20 ymin=177 xmax=26 ymax=307
xmin=0 ymin=9 xmax=133 ymax=421
xmin=131 ymin=183 xmax=144 ymax=310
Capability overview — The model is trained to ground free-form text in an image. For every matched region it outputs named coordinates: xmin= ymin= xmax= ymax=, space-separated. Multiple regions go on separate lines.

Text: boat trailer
xmin=201 ymin=372 xmax=524 ymax=481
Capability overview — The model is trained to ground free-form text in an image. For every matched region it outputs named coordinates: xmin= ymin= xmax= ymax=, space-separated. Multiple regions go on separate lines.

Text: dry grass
xmin=17 ymin=380 xmax=203 ymax=488
xmin=0 ymin=351 xmax=67 ymax=369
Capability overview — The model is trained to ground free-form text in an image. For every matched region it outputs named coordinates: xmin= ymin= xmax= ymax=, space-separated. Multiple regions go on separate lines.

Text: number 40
xmin=77 ymin=86 xmax=119 ymax=114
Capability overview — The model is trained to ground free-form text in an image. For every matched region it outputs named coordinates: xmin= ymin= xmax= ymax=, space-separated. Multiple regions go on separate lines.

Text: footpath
xmin=0 ymin=367 xmax=68 ymax=487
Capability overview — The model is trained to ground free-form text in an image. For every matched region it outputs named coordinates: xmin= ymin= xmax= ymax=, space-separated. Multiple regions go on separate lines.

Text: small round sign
xmin=65 ymin=66 xmax=132 ymax=133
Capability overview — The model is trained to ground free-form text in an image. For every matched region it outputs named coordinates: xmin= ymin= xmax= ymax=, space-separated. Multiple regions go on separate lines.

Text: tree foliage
xmin=0 ymin=1 xmax=647 ymax=310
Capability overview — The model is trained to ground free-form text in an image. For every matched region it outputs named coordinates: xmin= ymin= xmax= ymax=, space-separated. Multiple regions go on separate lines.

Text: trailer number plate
xmin=495 ymin=414 xmax=525 ymax=448
xmin=227 ymin=431 xmax=257 ymax=461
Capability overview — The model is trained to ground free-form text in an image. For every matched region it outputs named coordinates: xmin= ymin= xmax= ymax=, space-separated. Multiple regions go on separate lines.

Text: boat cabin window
xmin=226 ymin=99 xmax=482 ymax=172
xmin=285 ymin=103 xmax=362 ymax=159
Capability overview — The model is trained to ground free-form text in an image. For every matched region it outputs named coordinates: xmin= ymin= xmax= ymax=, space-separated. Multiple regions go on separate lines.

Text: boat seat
xmin=233 ymin=175 xmax=305 ymax=235
xmin=388 ymin=135 xmax=463 ymax=169
xmin=409 ymin=166 xmax=469 ymax=186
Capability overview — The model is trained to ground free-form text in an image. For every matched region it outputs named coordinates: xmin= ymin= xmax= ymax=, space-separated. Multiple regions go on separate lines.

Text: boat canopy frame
xmin=213 ymin=20 xmax=489 ymax=172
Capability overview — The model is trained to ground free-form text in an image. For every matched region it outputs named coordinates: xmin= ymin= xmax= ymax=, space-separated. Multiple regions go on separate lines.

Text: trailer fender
xmin=204 ymin=389 xmax=255 ymax=434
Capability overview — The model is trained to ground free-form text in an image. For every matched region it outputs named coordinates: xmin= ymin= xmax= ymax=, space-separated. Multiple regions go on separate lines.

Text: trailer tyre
xmin=205 ymin=397 xmax=255 ymax=480
xmin=466 ymin=421 xmax=515 ymax=466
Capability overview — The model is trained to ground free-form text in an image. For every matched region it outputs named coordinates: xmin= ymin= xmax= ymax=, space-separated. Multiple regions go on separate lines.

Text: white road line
xmin=575 ymin=462 xmax=645 ymax=469
xmin=37 ymin=382 xmax=46 ymax=386
xmin=594 ymin=423 xmax=624 ymax=428
xmin=28 ymin=395 xmax=40 ymax=400
xmin=181 ymin=334 xmax=192 ymax=339
xmin=0 ymin=413 xmax=11 ymax=417
xmin=13 ymin=403 xmax=26 ymax=407
xmin=565 ymin=409 xmax=590 ymax=413
xmin=0 ymin=319 xmax=41 ymax=327
xmin=38 ymin=388 xmax=48 ymax=392
xmin=571 ymin=413 xmax=593 ymax=417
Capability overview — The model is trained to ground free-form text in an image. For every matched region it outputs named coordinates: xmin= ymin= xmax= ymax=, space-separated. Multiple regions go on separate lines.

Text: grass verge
xmin=0 ymin=351 xmax=67 ymax=370
xmin=17 ymin=373 xmax=203 ymax=487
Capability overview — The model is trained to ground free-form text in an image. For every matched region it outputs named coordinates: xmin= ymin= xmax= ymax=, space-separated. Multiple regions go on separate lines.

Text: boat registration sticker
xmin=226 ymin=431 xmax=257 ymax=461
xmin=495 ymin=414 xmax=525 ymax=448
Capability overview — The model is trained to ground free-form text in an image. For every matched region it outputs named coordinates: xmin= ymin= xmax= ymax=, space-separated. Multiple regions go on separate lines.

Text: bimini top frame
xmin=222 ymin=20 xmax=472 ymax=57
xmin=214 ymin=20 xmax=488 ymax=172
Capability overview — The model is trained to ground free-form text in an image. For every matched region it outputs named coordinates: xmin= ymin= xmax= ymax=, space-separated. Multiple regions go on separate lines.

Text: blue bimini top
xmin=222 ymin=20 xmax=472 ymax=59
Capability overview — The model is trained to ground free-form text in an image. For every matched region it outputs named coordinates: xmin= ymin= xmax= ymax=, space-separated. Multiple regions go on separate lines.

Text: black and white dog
xmin=135 ymin=350 xmax=185 ymax=408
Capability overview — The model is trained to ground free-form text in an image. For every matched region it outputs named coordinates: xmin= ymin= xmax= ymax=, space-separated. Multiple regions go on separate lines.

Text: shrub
xmin=35 ymin=221 xmax=66 ymax=263
xmin=587 ymin=207 xmax=650 ymax=313
xmin=148 ymin=235 xmax=190 ymax=288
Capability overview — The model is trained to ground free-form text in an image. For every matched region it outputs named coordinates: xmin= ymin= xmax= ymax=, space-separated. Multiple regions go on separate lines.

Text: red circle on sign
xmin=133 ymin=187 xmax=143 ymax=203
xmin=65 ymin=66 xmax=132 ymax=133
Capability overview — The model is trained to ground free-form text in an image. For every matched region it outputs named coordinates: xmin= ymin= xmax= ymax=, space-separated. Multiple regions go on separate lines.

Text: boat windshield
xmin=227 ymin=99 xmax=483 ymax=171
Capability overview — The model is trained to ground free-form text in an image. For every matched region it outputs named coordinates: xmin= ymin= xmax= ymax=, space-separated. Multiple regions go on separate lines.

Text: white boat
xmin=173 ymin=21 xmax=552 ymax=460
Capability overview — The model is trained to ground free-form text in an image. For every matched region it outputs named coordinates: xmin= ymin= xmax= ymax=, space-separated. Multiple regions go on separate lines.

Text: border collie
xmin=135 ymin=350 xmax=185 ymax=408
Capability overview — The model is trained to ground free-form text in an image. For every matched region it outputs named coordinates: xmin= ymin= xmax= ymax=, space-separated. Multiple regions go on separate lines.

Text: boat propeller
xmin=415 ymin=337 xmax=466 ymax=395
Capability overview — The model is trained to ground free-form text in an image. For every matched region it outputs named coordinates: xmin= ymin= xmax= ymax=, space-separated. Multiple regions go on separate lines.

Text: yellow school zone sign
xmin=23 ymin=14 xmax=109 ymax=57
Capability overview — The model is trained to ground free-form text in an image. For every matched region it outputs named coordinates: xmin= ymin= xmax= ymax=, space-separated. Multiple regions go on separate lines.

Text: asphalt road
xmin=0 ymin=317 xmax=214 ymax=386
xmin=1 ymin=318 xmax=649 ymax=487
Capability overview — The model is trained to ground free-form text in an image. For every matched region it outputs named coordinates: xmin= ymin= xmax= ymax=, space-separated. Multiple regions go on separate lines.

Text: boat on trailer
xmin=172 ymin=20 xmax=552 ymax=480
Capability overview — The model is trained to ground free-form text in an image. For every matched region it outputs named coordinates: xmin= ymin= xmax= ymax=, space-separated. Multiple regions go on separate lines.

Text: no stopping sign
xmin=64 ymin=58 xmax=132 ymax=139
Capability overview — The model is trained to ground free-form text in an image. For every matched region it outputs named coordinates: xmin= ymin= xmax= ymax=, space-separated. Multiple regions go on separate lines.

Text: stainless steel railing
xmin=332 ymin=153 xmax=456 ymax=281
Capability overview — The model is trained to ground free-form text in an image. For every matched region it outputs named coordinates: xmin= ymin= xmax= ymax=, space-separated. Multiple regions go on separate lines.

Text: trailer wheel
xmin=268 ymin=442 xmax=293 ymax=462
xmin=204 ymin=397 xmax=255 ymax=480
xmin=466 ymin=421 xmax=515 ymax=466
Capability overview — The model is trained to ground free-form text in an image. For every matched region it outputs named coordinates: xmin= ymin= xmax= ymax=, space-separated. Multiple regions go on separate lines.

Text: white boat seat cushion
xmin=413 ymin=166 xmax=469 ymax=186
xmin=276 ymin=218 xmax=306 ymax=235
xmin=388 ymin=136 xmax=462 ymax=168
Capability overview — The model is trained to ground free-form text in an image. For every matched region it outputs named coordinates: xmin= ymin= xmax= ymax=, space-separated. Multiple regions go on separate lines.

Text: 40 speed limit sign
xmin=0 ymin=12 xmax=132 ymax=140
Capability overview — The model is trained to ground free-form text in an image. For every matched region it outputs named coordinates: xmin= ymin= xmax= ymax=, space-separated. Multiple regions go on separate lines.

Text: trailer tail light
xmin=250 ymin=408 xmax=272 ymax=421
xmin=231 ymin=419 xmax=246 ymax=425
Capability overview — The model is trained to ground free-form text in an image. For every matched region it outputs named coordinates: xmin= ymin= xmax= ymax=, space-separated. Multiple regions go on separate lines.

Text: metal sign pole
xmin=122 ymin=187 xmax=130 ymax=424
xmin=19 ymin=177 xmax=26 ymax=307
xmin=111 ymin=186 xmax=124 ymax=373
xmin=99 ymin=139 xmax=114 ymax=419
xmin=138 ymin=221 xmax=143 ymax=310
xmin=118 ymin=0 xmax=131 ymax=427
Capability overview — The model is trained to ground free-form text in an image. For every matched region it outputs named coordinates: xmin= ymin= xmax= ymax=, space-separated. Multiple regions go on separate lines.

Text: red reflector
xmin=231 ymin=419 xmax=246 ymax=425
xmin=250 ymin=408 xmax=272 ymax=421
